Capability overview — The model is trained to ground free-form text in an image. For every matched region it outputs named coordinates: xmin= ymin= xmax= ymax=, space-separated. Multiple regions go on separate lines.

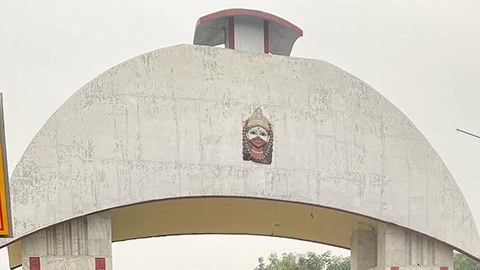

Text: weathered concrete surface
xmin=2 ymin=44 xmax=479 ymax=261
xmin=21 ymin=212 xmax=112 ymax=270
xmin=351 ymin=224 xmax=453 ymax=270
xmin=351 ymin=230 xmax=376 ymax=270
xmin=372 ymin=224 xmax=453 ymax=270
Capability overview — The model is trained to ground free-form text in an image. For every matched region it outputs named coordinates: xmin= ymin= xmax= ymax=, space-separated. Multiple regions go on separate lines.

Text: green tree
xmin=454 ymin=252 xmax=480 ymax=270
xmin=254 ymin=251 xmax=350 ymax=270
xmin=255 ymin=250 xmax=480 ymax=270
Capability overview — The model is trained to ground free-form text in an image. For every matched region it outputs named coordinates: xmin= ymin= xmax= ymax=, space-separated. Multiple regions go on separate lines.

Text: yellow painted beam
xmin=111 ymin=197 xmax=378 ymax=249
xmin=7 ymin=241 xmax=21 ymax=269
xmin=0 ymin=93 xmax=10 ymax=236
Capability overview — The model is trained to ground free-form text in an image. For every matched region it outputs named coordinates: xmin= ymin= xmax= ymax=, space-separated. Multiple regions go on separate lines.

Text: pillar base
xmin=21 ymin=212 xmax=112 ymax=270
xmin=351 ymin=224 xmax=453 ymax=270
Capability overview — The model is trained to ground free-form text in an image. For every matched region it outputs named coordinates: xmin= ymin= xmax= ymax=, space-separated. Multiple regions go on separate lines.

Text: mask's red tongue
xmin=251 ymin=137 xmax=266 ymax=148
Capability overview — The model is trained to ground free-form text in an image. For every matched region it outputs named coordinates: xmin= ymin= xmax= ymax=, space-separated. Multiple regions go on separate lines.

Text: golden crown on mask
xmin=247 ymin=108 xmax=270 ymax=130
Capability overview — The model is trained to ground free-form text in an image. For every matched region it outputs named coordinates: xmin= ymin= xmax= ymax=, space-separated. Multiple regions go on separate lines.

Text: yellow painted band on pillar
xmin=0 ymin=93 xmax=10 ymax=236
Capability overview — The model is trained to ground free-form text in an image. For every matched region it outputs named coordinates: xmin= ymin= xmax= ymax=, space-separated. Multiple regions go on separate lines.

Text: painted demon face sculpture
xmin=243 ymin=108 xmax=273 ymax=164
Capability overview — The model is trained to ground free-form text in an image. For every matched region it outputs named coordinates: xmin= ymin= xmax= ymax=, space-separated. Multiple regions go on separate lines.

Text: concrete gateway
xmin=1 ymin=8 xmax=479 ymax=270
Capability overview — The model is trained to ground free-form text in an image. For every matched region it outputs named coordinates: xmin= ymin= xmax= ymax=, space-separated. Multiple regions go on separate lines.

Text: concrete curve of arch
xmin=3 ymin=44 xmax=480 ymax=263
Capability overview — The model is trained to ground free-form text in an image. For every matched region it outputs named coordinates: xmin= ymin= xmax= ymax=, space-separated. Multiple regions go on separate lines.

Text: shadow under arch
xmin=110 ymin=196 xmax=379 ymax=249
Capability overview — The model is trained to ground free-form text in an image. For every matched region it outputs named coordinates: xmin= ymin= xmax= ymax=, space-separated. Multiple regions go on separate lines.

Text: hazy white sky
xmin=1 ymin=0 xmax=480 ymax=269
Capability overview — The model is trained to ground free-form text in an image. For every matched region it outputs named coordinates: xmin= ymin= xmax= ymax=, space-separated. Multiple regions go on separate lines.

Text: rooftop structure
xmin=194 ymin=9 xmax=303 ymax=55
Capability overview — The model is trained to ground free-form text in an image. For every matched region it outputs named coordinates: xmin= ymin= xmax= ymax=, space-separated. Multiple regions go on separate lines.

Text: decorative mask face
xmin=247 ymin=126 xmax=271 ymax=148
xmin=243 ymin=108 xmax=273 ymax=164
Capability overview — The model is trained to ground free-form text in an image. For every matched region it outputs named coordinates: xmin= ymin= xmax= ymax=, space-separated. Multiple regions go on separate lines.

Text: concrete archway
xmin=2 ymin=43 xmax=479 ymax=269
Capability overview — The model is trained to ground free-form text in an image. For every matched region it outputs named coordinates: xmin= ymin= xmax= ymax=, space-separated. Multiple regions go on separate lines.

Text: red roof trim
xmin=196 ymin=8 xmax=303 ymax=36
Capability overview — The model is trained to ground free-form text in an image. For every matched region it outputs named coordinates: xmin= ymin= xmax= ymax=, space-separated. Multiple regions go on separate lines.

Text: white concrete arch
xmin=3 ymin=44 xmax=479 ymax=267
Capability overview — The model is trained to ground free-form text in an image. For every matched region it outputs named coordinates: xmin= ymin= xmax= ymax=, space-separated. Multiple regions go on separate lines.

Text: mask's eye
xmin=260 ymin=132 xmax=267 ymax=137
xmin=249 ymin=130 xmax=257 ymax=135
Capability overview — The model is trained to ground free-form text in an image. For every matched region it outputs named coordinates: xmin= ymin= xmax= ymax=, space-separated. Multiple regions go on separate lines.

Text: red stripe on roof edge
xmin=196 ymin=8 xmax=303 ymax=36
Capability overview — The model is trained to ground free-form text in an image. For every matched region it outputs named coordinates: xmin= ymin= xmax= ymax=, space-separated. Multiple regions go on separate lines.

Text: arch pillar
xmin=21 ymin=212 xmax=112 ymax=270
xmin=351 ymin=223 xmax=454 ymax=270
xmin=351 ymin=230 xmax=376 ymax=270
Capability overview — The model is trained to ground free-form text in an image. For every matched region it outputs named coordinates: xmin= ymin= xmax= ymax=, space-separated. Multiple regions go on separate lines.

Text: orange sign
xmin=0 ymin=93 xmax=11 ymax=236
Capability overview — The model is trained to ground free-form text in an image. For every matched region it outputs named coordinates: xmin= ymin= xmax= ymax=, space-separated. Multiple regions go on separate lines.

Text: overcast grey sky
xmin=1 ymin=0 xmax=480 ymax=269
